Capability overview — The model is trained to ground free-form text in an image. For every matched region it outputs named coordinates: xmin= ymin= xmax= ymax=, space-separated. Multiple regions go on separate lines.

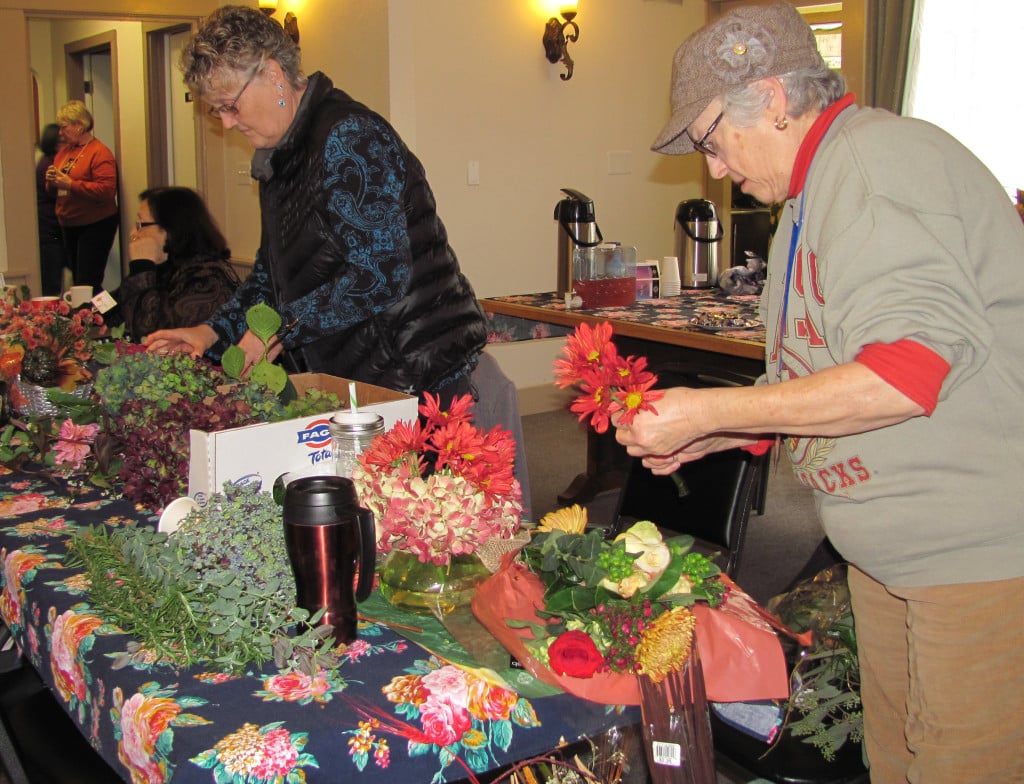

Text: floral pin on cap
xmin=651 ymin=3 xmax=825 ymax=155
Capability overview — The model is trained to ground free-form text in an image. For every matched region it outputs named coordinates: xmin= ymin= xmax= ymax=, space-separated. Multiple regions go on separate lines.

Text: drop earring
xmin=277 ymin=84 xmax=286 ymax=108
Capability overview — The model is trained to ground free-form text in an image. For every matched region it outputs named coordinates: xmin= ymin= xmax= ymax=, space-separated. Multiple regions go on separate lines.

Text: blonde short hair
xmin=56 ymin=100 xmax=94 ymax=132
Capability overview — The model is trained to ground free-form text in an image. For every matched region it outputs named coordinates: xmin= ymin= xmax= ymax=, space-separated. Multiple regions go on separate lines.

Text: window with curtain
xmin=904 ymin=0 xmax=1024 ymax=200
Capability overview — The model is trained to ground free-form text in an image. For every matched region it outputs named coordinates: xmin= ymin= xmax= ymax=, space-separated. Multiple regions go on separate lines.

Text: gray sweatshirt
xmin=764 ymin=103 xmax=1024 ymax=587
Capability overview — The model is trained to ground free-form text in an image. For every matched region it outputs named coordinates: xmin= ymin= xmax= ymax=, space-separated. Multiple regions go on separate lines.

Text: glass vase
xmin=638 ymin=639 xmax=716 ymax=784
xmin=378 ymin=550 xmax=491 ymax=616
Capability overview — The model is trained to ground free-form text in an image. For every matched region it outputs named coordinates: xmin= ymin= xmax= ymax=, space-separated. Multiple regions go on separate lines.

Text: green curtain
xmin=863 ymin=0 xmax=916 ymax=113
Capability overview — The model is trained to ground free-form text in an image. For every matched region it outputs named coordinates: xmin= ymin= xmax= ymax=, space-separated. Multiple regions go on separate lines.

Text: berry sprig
xmin=590 ymin=598 xmax=657 ymax=673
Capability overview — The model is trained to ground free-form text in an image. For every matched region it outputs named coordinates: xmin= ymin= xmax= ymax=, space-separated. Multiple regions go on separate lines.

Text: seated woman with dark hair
xmin=110 ymin=187 xmax=240 ymax=342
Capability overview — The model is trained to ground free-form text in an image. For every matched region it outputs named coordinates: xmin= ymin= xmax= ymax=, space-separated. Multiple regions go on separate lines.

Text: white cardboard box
xmin=188 ymin=374 xmax=417 ymax=505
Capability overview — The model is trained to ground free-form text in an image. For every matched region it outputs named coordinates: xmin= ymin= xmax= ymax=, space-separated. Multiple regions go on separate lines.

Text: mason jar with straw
xmin=329 ymin=381 xmax=385 ymax=478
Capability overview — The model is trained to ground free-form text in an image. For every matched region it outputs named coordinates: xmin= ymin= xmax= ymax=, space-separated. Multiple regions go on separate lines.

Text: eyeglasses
xmin=687 ymin=111 xmax=724 ymax=157
xmin=207 ymin=66 xmax=259 ymax=118
xmin=135 ymin=221 xmax=158 ymax=231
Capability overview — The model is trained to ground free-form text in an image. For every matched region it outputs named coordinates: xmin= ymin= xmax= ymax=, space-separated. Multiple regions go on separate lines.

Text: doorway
xmin=32 ymin=16 xmax=202 ymax=287
xmin=66 ymin=38 xmax=121 ymax=290
xmin=146 ymin=25 xmax=199 ymax=190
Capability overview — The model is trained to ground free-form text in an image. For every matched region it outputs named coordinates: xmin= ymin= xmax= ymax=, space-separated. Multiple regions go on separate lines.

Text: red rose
xmin=547 ymin=630 xmax=604 ymax=678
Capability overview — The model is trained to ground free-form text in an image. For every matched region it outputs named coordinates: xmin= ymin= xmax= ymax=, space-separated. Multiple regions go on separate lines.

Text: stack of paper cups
xmin=661 ymin=255 xmax=681 ymax=297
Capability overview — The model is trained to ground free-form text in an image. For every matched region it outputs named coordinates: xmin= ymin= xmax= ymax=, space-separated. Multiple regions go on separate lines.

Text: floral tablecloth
xmin=0 ymin=468 xmax=637 ymax=783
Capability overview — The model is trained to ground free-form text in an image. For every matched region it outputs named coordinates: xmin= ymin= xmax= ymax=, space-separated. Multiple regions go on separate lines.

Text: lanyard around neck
xmin=776 ymin=194 xmax=806 ymax=382
xmin=61 ymin=139 xmax=92 ymax=174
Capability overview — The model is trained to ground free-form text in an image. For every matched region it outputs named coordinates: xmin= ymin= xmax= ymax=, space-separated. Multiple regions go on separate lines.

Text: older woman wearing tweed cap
xmin=616 ymin=5 xmax=1024 ymax=782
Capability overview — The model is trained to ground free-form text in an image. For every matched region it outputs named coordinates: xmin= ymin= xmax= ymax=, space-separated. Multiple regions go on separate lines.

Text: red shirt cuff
xmin=855 ymin=339 xmax=950 ymax=415
xmin=743 ymin=438 xmax=774 ymax=456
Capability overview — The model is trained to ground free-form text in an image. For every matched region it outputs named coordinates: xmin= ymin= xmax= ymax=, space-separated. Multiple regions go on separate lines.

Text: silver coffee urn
xmin=674 ymin=198 xmax=723 ymax=288
xmin=554 ymin=188 xmax=603 ymax=296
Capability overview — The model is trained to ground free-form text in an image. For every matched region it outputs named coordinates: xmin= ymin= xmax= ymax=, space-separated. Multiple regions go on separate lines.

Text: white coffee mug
xmin=63 ymin=285 xmax=93 ymax=308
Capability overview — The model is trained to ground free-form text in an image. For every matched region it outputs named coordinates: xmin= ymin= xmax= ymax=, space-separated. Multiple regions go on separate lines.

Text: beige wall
xmin=1 ymin=0 xmax=706 ymax=388
xmin=211 ymin=0 xmax=707 ymax=290
xmin=383 ymin=0 xmax=703 ymax=298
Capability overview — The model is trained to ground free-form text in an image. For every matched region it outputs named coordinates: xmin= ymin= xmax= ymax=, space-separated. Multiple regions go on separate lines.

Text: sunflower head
xmin=537 ymin=504 xmax=588 ymax=534
xmin=636 ymin=606 xmax=696 ymax=684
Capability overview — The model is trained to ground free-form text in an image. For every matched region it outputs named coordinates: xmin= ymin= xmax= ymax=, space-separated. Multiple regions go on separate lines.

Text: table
xmin=481 ymin=292 xmax=767 ymax=503
xmin=0 ymin=468 xmax=638 ymax=783
xmin=481 ymin=291 xmax=765 ymax=361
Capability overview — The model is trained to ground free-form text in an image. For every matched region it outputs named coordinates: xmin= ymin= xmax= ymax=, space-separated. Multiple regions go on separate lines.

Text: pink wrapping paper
xmin=471 ymin=557 xmax=795 ymax=705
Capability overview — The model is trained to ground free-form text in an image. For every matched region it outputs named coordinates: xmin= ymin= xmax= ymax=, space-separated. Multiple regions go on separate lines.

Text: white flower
xmin=599 ymin=520 xmax=672 ymax=597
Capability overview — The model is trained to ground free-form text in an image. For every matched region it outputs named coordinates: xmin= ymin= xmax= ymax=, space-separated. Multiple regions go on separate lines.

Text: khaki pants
xmin=848 ymin=567 xmax=1024 ymax=784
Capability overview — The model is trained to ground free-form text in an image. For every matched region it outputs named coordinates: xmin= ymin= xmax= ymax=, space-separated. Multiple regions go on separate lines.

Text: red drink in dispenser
xmin=572 ymin=244 xmax=637 ymax=308
xmin=573 ymin=276 xmax=637 ymax=308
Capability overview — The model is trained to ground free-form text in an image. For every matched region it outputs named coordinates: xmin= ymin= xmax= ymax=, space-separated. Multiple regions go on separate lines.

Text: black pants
xmin=39 ymin=229 xmax=68 ymax=297
xmin=61 ymin=213 xmax=119 ymax=292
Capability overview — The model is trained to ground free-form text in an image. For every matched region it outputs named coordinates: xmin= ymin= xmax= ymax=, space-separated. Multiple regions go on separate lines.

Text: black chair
xmin=711 ymin=720 xmax=868 ymax=784
xmin=607 ymin=363 xmax=766 ymax=577
xmin=0 ymin=627 xmax=123 ymax=784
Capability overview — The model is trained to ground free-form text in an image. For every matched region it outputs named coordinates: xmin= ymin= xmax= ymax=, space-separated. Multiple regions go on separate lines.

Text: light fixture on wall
xmin=259 ymin=0 xmax=299 ymax=45
xmin=543 ymin=2 xmax=580 ymax=81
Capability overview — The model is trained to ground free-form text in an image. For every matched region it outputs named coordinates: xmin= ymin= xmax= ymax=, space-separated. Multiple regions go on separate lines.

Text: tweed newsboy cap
xmin=651 ymin=3 xmax=825 ymax=154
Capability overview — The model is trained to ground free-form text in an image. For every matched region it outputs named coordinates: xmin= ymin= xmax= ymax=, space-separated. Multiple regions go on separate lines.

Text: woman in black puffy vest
xmin=145 ymin=5 xmax=486 ymax=405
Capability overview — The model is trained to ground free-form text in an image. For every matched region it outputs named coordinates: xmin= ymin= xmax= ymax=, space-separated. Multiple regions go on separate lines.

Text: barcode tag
xmin=651 ymin=741 xmax=681 ymax=767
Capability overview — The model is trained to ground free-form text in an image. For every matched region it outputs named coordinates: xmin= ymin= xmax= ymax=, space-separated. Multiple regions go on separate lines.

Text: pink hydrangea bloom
xmin=52 ymin=419 xmax=99 ymax=469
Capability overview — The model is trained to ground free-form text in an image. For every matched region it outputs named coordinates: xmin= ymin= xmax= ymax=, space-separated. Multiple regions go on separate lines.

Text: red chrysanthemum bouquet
xmin=353 ymin=393 xmax=524 ymax=566
xmin=0 ymin=298 xmax=107 ymax=392
xmin=553 ymin=321 xmax=664 ymax=433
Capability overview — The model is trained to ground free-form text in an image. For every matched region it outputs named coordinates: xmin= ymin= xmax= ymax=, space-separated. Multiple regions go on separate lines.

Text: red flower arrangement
xmin=0 ymin=299 xmax=106 ymax=391
xmin=353 ymin=393 xmax=524 ymax=566
xmin=553 ymin=321 xmax=664 ymax=433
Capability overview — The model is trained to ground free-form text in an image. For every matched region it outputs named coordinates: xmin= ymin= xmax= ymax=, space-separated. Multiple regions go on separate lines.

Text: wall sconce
xmin=542 ymin=2 xmax=580 ymax=81
xmin=259 ymin=0 xmax=300 ymax=45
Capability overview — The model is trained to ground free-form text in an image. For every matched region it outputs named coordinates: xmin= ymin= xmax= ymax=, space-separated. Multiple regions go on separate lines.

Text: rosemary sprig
xmin=67 ymin=521 xmax=338 ymax=675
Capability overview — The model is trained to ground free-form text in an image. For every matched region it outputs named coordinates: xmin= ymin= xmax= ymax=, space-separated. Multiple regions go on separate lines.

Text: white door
xmin=167 ymin=30 xmax=197 ymax=189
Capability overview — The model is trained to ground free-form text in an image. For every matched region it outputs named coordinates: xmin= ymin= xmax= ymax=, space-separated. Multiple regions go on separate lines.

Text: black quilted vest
xmin=256 ymin=73 xmax=486 ymax=395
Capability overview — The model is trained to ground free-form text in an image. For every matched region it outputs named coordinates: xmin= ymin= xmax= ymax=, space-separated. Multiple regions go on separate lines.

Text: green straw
xmin=349 ymin=381 xmax=358 ymax=414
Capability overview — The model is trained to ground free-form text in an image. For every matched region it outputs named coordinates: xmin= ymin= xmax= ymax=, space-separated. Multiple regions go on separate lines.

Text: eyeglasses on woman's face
xmin=207 ymin=66 xmax=260 ymax=118
xmin=687 ymin=111 xmax=725 ymax=157
xmin=134 ymin=220 xmax=158 ymax=232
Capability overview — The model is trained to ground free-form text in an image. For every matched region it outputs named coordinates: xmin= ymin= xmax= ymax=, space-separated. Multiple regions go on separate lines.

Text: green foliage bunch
xmin=94 ymin=350 xmax=284 ymax=421
xmin=2 ymin=305 xmax=339 ymax=509
xmin=784 ymin=613 xmax=863 ymax=760
xmin=174 ymin=482 xmax=291 ymax=594
xmin=523 ymin=528 xmax=725 ymax=616
xmin=769 ymin=565 xmax=863 ymax=761
xmin=67 ymin=483 xmax=339 ymax=675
